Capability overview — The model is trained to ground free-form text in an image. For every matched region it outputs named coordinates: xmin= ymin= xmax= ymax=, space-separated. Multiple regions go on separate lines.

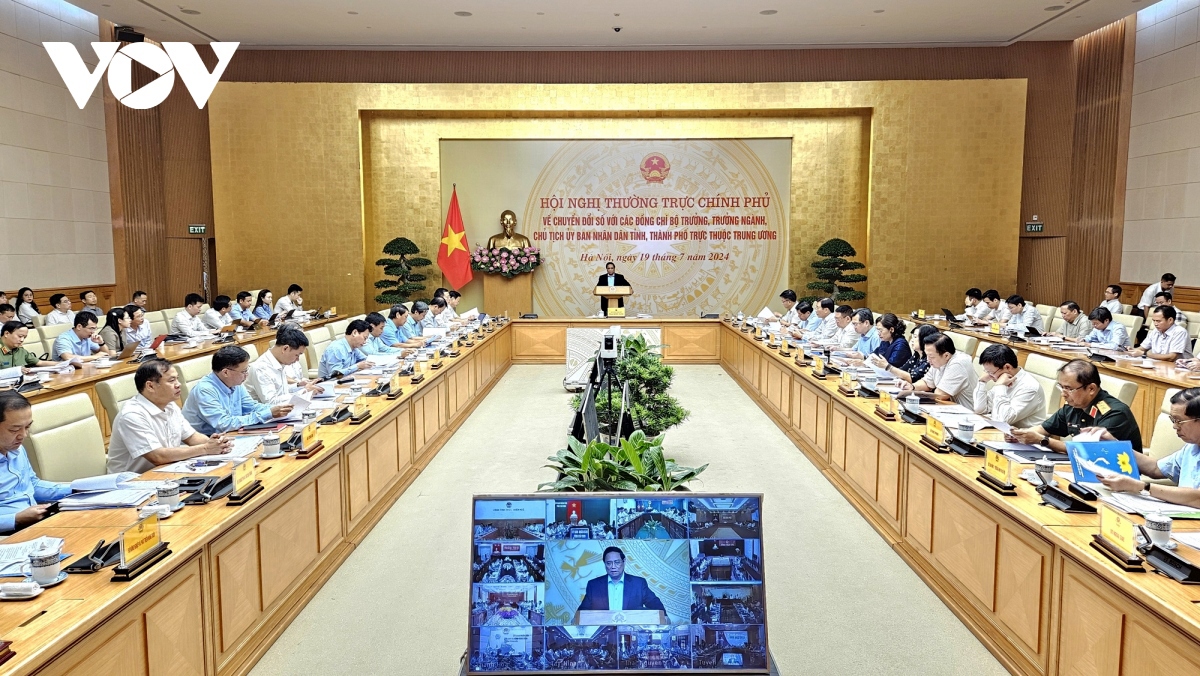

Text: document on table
xmin=1173 ymin=532 xmax=1200 ymax=551
xmin=459 ymin=307 xmax=480 ymax=320
xmin=189 ymin=435 xmax=263 ymax=463
xmin=58 ymin=488 xmax=155 ymax=511
xmin=0 ymin=537 xmax=66 ymax=576
xmin=288 ymin=390 xmax=314 ymax=417
xmin=756 ymin=306 xmax=775 ymax=320
xmin=69 ymin=472 xmax=140 ymax=493
xmin=1101 ymin=491 xmax=1199 ymax=516
xmin=314 ymin=381 xmax=337 ymax=399
xmin=160 ymin=459 xmax=232 ymax=474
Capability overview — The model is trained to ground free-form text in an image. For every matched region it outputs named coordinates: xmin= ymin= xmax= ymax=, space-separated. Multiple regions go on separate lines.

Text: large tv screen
xmin=468 ymin=494 xmax=768 ymax=674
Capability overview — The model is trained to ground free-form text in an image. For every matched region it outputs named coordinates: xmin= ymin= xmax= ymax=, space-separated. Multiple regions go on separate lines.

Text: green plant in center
xmin=539 ymin=431 xmax=707 ymax=492
xmin=802 ymin=237 xmax=867 ymax=303
xmin=374 ymin=237 xmax=432 ymax=306
xmin=570 ymin=334 xmax=689 ymax=437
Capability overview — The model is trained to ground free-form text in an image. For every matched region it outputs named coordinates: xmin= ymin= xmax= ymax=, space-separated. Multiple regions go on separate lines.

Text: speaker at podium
xmin=595 ymin=265 xmax=633 ymax=316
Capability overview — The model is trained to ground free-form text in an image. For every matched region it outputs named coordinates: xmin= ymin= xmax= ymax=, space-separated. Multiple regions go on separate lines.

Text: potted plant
xmin=373 ymin=237 xmax=432 ymax=305
xmin=801 ymin=237 xmax=867 ymax=303
xmin=539 ymin=431 xmax=707 ymax=492
xmin=569 ymin=334 xmax=689 ymax=438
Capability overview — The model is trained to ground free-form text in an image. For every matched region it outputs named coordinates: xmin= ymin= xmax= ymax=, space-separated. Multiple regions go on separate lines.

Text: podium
xmin=594 ymin=285 xmax=632 ymax=318
xmin=574 ymin=609 xmax=666 ymax=625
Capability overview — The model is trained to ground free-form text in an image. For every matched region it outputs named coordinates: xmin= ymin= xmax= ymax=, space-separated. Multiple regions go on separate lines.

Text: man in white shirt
xmin=903 ymin=333 xmax=978 ymax=408
xmin=971 ymin=290 xmax=1004 ymax=324
xmin=43 ymin=294 xmax=75 ymax=326
xmin=1004 ymin=295 xmax=1044 ymax=332
xmin=274 ymin=284 xmax=305 ymax=316
xmin=964 ymin=288 xmax=986 ymax=320
xmin=1100 ymin=284 xmax=1123 ymax=316
xmin=444 ymin=290 xmax=462 ymax=322
xmin=201 ymin=296 xmax=234 ymax=331
xmin=828 ymin=305 xmax=859 ymax=349
xmin=247 ymin=325 xmax=315 ymax=405
xmin=972 ymin=344 xmax=1046 ymax=428
xmin=1153 ymin=291 xmax=1187 ymax=331
xmin=1138 ymin=273 xmax=1175 ymax=313
xmin=106 ymin=358 xmax=232 ymax=473
xmin=1131 ymin=306 xmax=1191 ymax=361
xmin=427 ymin=297 xmax=453 ymax=329
xmin=1054 ymin=301 xmax=1092 ymax=341
xmin=805 ymin=298 xmax=839 ymax=341
xmin=776 ymin=290 xmax=800 ymax=325
xmin=170 ymin=294 xmax=212 ymax=339
xmin=122 ymin=305 xmax=152 ymax=349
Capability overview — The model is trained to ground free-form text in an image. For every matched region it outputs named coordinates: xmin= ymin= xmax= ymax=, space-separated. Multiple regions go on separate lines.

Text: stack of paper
xmin=59 ymin=488 xmax=155 ymax=511
xmin=1102 ymin=491 xmax=1199 ymax=517
xmin=69 ymin=472 xmax=140 ymax=493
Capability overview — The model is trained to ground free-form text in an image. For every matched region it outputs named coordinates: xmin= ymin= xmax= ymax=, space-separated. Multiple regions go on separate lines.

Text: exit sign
xmin=1024 ymin=222 xmax=1044 ymax=233
xmin=188 ymin=224 xmax=206 ymax=234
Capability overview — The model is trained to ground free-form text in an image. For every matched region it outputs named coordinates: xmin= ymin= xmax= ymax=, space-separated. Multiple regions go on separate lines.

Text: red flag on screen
xmin=437 ymin=187 xmax=473 ymax=289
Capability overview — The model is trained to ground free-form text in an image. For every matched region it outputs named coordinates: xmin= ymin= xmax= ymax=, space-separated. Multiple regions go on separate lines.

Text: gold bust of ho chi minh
xmin=487 ymin=210 xmax=531 ymax=250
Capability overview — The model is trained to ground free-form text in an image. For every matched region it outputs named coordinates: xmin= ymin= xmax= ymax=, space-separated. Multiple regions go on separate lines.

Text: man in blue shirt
xmin=0 ymin=391 xmax=72 ymax=532
xmin=1081 ymin=307 xmax=1130 ymax=348
xmin=363 ymin=313 xmax=406 ymax=356
xmin=319 ymin=319 xmax=374 ymax=379
xmin=1098 ymin=387 xmax=1200 ymax=508
xmin=229 ymin=291 xmax=256 ymax=327
xmin=383 ymin=305 xmax=424 ymax=349
xmin=182 ymin=346 xmax=292 ymax=435
xmin=845 ymin=308 xmax=881 ymax=359
xmin=52 ymin=311 xmax=110 ymax=361
xmin=406 ymin=302 xmax=430 ymax=343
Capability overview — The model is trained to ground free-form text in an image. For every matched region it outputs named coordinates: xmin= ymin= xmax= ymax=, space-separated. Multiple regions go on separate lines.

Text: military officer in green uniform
xmin=1008 ymin=359 xmax=1142 ymax=452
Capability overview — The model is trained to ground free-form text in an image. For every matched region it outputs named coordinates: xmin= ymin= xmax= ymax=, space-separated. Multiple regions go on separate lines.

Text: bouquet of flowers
xmin=471 ymin=245 xmax=542 ymax=278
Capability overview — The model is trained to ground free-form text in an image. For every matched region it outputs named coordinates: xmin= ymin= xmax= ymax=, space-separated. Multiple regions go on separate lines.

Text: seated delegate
xmin=1004 ymin=295 xmax=1044 ymax=332
xmin=1100 ymin=284 xmax=1123 ymax=316
xmin=1095 ymin=388 xmax=1200 ymax=508
xmin=182 ymin=346 xmax=293 ymax=435
xmin=107 ymin=359 xmax=233 ymax=473
xmin=171 ymin=293 xmax=213 ymax=339
xmin=247 ymin=325 xmax=317 ymax=405
xmin=972 ymin=344 xmax=1046 ymax=428
xmin=383 ymin=305 xmax=425 ymax=349
xmin=274 ymin=284 xmax=305 ymax=316
xmin=864 ymin=313 xmax=912 ymax=369
xmin=201 ymin=295 xmax=234 ymax=331
xmin=229 ymin=291 xmax=257 ymax=327
xmin=1129 ymin=306 xmax=1190 ymax=362
xmin=1053 ymin=301 xmax=1092 ymax=341
xmin=123 ymin=305 xmax=153 ymax=349
xmin=43 ymin=293 xmax=75 ymax=326
xmin=363 ymin=313 xmax=406 ymax=356
xmin=876 ymin=323 xmax=936 ymax=384
xmin=1009 ymin=359 xmax=1142 ymax=453
xmin=318 ymin=320 xmax=374 ymax=379
xmin=900 ymin=332 xmax=977 ymax=408
xmin=0 ymin=321 xmax=56 ymax=370
xmin=841 ymin=309 xmax=880 ymax=360
xmin=253 ymin=289 xmax=274 ymax=320
xmin=52 ymin=311 xmax=111 ymax=362
xmin=0 ymin=391 xmax=72 ymax=533
xmin=98 ymin=307 xmax=131 ymax=353
xmin=1082 ymin=307 xmax=1130 ymax=348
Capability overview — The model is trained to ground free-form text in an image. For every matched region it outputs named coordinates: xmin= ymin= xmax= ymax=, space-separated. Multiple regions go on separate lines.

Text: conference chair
xmin=29 ymin=315 xmax=43 ymax=329
xmin=1098 ymin=372 xmax=1138 ymax=407
xmin=1112 ymin=313 xmax=1143 ymax=341
xmin=242 ymin=344 xmax=259 ymax=362
xmin=1146 ymin=388 xmax=1185 ymax=462
xmin=1120 ymin=303 xmax=1132 ymax=315
xmin=24 ymin=392 xmax=107 ymax=482
xmin=972 ymin=341 xmax=999 ymax=379
xmin=200 ymin=303 xmax=210 ymax=314
xmin=1034 ymin=304 xmax=1058 ymax=328
xmin=149 ymin=319 xmax=169 ymax=339
xmin=96 ymin=372 xmax=138 ymax=427
xmin=38 ymin=323 xmax=70 ymax=343
xmin=1048 ymin=317 xmax=1064 ymax=335
xmin=328 ymin=319 xmax=350 ymax=336
xmin=175 ymin=357 xmax=212 ymax=404
xmin=946 ymin=332 xmax=978 ymax=360
xmin=304 ymin=329 xmax=333 ymax=379
xmin=1182 ymin=311 xmax=1200 ymax=341
xmin=143 ymin=310 xmax=165 ymax=324
xmin=402 ymin=302 xmax=413 ymax=311
xmin=1023 ymin=353 xmax=1067 ymax=418
xmin=162 ymin=307 xmax=185 ymax=323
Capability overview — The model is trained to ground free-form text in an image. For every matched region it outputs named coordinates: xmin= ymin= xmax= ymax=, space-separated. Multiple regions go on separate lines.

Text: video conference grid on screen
xmin=469 ymin=495 xmax=767 ymax=673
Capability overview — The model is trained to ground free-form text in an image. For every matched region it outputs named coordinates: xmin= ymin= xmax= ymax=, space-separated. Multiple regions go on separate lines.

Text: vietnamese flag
xmin=438 ymin=186 xmax=473 ymax=289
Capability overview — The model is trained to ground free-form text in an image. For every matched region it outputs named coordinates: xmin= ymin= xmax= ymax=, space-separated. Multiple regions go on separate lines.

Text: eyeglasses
xmin=1059 ymin=383 xmax=1086 ymax=394
xmin=1169 ymin=416 xmax=1199 ymax=428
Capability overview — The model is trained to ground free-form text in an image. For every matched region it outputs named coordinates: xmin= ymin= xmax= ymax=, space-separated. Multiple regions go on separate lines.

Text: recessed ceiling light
xmin=455 ymin=11 xmax=473 ymax=16
xmin=1045 ymin=5 xmax=1064 ymax=10
xmin=874 ymin=9 xmax=885 ymax=13
xmin=347 ymin=10 xmax=358 ymax=14
xmin=759 ymin=9 xmax=778 ymax=15
xmin=536 ymin=12 xmax=544 ymax=15
xmin=180 ymin=8 xmax=200 ymax=14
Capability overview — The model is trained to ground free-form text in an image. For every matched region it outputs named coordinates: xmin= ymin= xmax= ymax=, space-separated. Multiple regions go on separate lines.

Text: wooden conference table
xmin=3 ymin=315 xmax=1199 ymax=675
xmin=0 ymin=321 xmax=512 ymax=676
xmin=719 ymin=320 xmax=1200 ymax=675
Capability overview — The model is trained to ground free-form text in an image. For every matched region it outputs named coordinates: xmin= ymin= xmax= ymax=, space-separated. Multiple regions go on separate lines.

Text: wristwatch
xmin=1041 ymin=435 xmax=1050 ymax=446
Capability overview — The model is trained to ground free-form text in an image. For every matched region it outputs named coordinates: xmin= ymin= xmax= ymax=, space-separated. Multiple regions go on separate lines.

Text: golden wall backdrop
xmin=208 ymin=82 xmax=1026 ymax=316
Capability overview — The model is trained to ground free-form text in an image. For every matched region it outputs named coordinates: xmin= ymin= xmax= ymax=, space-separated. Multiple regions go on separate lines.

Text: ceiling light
xmin=536 ymin=12 xmax=544 ymax=15
xmin=874 ymin=9 xmax=885 ymax=13
xmin=759 ymin=10 xmax=778 ymax=15
xmin=1045 ymin=5 xmax=1064 ymax=10
xmin=348 ymin=11 xmax=358 ymax=14
xmin=455 ymin=11 xmax=473 ymax=16
xmin=180 ymin=8 xmax=200 ymax=14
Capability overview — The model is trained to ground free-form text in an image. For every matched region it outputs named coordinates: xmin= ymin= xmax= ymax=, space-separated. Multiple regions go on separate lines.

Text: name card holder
xmin=226 ymin=458 xmax=263 ymax=506
xmin=429 ymin=353 xmax=444 ymax=370
xmin=874 ymin=391 xmax=898 ymax=421
xmin=811 ymin=356 xmax=827 ymax=380
xmin=386 ymin=373 xmax=405 ymax=400
xmin=112 ymin=513 xmax=171 ymax=582
xmin=295 ymin=421 xmax=325 ymax=460
xmin=1091 ymin=504 xmax=1144 ymax=572
xmin=836 ymin=371 xmax=857 ymax=397
xmin=857 ymin=386 xmax=880 ymax=399
xmin=976 ymin=449 xmax=1017 ymax=495
xmin=920 ymin=417 xmax=949 ymax=453
xmin=410 ymin=372 xmax=426 ymax=385
xmin=349 ymin=398 xmax=372 ymax=425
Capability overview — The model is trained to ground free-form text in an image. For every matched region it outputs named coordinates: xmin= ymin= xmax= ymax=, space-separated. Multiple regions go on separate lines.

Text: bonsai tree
xmin=803 ymin=237 xmax=866 ymax=303
xmin=373 ymin=237 xmax=432 ymax=305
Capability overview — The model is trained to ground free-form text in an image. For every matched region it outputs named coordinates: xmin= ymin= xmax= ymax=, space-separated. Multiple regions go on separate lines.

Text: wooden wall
xmin=119 ymin=30 xmax=1135 ymax=311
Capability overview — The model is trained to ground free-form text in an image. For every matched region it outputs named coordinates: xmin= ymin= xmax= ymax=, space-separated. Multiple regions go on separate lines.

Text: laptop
xmin=117 ymin=341 xmax=142 ymax=360
xmin=941 ymin=308 xmax=963 ymax=328
xmin=149 ymin=334 xmax=169 ymax=350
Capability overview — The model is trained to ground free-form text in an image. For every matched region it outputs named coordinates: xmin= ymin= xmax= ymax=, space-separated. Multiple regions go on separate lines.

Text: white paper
xmin=1101 ymin=492 xmax=1198 ymax=516
xmin=459 ymin=307 xmax=480 ymax=320
xmin=0 ymin=367 xmax=22 ymax=381
xmin=0 ymin=537 xmax=64 ymax=576
xmin=306 ymin=399 xmax=339 ymax=411
xmin=160 ymin=459 xmax=232 ymax=474
xmin=757 ymin=306 xmax=775 ymax=320
xmin=26 ymin=365 xmax=70 ymax=374
xmin=364 ymin=353 xmax=400 ymax=366
xmin=69 ymin=472 xmax=139 ymax=493
xmin=1173 ymin=532 xmax=1200 ymax=551
xmin=58 ymin=488 xmax=155 ymax=510
xmin=1072 ymin=429 xmax=1104 ymax=443
xmin=314 ymin=381 xmax=337 ymax=399
xmin=288 ymin=390 xmax=314 ymax=417
xmin=920 ymin=404 xmax=973 ymax=416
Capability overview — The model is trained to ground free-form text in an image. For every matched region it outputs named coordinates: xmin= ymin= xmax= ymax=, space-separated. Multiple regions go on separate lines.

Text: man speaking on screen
xmin=578 ymin=546 xmax=666 ymax=612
